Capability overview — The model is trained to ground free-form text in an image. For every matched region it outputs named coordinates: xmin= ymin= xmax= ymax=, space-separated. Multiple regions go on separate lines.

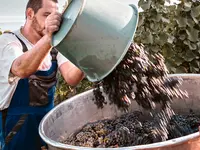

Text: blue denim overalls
xmin=0 ymin=33 xmax=58 ymax=150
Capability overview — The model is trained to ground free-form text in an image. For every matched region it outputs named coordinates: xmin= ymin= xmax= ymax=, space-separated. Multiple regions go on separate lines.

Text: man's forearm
xmin=67 ymin=67 xmax=85 ymax=86
xmin=60 ymin=62 xmax=85 ymax=86
xmin=11 ymin=35 xmax=52 ymax=78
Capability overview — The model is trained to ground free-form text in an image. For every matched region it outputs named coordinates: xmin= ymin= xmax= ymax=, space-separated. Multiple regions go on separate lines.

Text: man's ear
xmin=26 ymin=8 xmax=35 ymax=20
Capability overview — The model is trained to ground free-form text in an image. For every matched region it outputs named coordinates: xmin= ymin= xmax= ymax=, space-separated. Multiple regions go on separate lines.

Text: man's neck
xmin=21 ymin=26 xmax=42 ymax=45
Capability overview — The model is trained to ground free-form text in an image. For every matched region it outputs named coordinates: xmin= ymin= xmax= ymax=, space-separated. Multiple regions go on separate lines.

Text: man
xmin=0 ymin=0 xmax=84 ymax=149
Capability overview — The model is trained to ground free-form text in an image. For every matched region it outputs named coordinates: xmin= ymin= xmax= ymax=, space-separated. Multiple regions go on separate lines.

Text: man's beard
xmin=32 ymin=17 xmax=45 ymax=37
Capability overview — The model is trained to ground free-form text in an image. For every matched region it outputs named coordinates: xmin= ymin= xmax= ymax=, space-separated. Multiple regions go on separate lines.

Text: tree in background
xmin=172 ymin=0 xmax=200 ymax=73
xmin=135 ymin=0 xmax=200 ymax=73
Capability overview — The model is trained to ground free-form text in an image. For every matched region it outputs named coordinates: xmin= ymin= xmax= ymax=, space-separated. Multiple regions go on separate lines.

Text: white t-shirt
xmin=0 ymin=29 xmax=68 ymax=110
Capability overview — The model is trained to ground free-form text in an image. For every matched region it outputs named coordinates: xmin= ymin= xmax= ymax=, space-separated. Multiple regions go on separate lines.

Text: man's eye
xmin=44 ymin=13 xmax=50 ymax=17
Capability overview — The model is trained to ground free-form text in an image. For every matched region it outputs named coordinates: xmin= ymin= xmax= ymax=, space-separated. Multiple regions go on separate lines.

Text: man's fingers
xmin=49 ymin=25 xmax=59 ymax=32
xmin=47 ymin=20 xmax=61 ymax=27
xmin=51 ymin=12 xmax=62 ymax=21
xmin=46 ymin=13 xmax=62 ymax=27
xmin=44 ymin=11 xmax=62 ymax=35
xmin=52 ymin=14 xmax=62 ymax=22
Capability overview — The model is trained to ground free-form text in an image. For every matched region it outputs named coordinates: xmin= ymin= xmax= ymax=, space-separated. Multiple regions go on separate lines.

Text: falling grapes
xmin=93 ymin=43 xmax=187 ymax=111
xmin=61 ymin=43 xmax=192 ymax=148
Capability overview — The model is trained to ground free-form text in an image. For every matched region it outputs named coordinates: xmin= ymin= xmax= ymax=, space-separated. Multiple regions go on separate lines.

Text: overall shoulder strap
xmin=4 ymin=32 xmax=28 ymax=52
xmin=1 ymin=108 xmax=8 ymax=135
xmin=1 ymin=32 xmax=28 ymax=135
xmin=5 ymin=32 xmax=57 ymax=61
xmin=50 ymin=47 xmax=58 ymax=61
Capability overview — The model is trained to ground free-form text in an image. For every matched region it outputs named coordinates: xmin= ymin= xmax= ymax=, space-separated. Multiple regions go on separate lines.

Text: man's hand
xmin=44 ymin=11 xmax=62 ymax=36
xmin=11 ymin=11 xmax=62 ymax=79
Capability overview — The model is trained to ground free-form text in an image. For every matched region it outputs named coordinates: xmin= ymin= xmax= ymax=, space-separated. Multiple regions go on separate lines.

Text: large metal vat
xmin=39 ymin=74 xmax=200 ymax=150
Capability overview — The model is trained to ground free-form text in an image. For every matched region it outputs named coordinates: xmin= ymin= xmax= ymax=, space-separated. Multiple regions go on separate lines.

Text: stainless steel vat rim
xmin=39 ymin=73 xmax=200 ymax=150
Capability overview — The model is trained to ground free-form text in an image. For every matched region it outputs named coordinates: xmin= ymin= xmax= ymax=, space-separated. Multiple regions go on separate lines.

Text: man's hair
xmin=26 ymin=0 xmax=58 ymax=14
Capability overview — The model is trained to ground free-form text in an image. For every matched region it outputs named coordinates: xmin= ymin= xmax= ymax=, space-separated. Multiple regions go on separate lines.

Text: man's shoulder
xmin=0 ymin=31 xmax=21 ymax=48
xmin=0 ymin=32 xmax=15 ymax=39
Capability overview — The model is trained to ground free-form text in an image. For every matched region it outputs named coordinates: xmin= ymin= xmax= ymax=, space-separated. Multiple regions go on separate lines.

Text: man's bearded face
xmin=32 ymin=16 xmax=45 ymax=37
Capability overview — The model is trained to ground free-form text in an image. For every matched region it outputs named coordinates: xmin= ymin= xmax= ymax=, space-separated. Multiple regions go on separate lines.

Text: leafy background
xmin=1 ymin=0 xmax=200 ymax=104
xmin=135 ymin=0 xmax=200 ymax=73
